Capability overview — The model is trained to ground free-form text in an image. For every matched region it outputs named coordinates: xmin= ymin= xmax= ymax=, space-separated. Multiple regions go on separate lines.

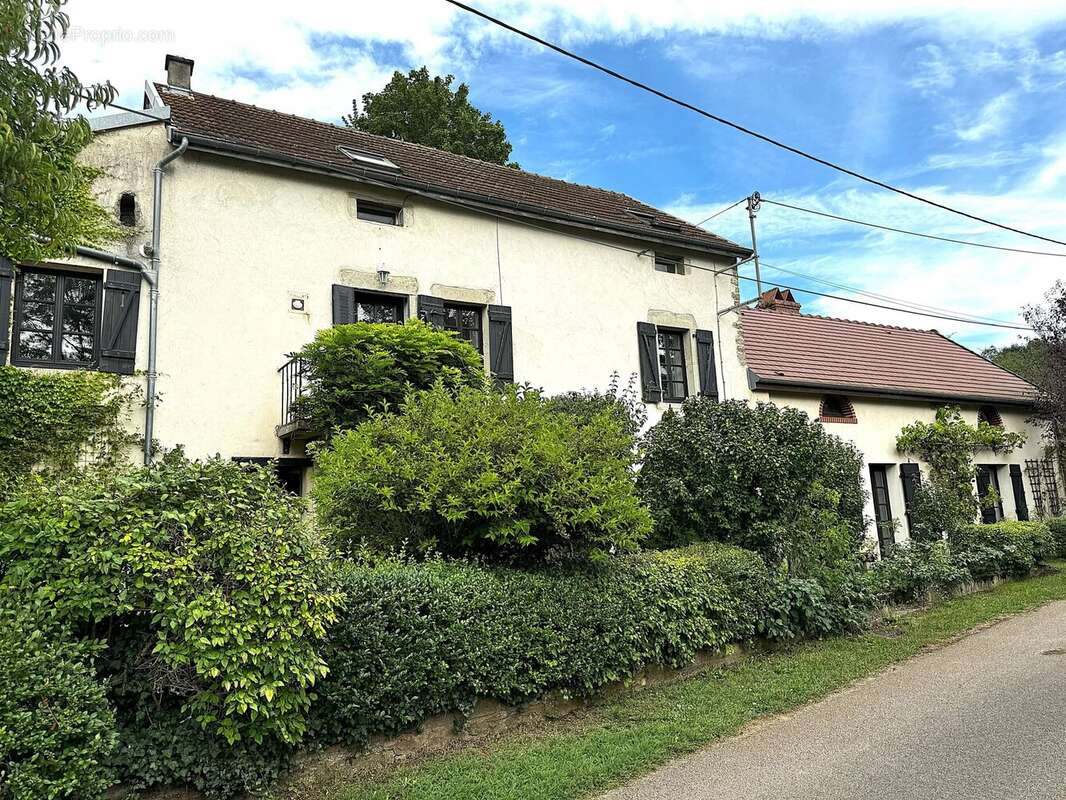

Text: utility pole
xmin=746 ymin=191 xmax=763 ymax=298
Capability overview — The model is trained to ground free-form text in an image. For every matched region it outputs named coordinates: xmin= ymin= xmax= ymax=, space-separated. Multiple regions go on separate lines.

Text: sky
xmin=62 ymin=0 xmax=1066 ymax=351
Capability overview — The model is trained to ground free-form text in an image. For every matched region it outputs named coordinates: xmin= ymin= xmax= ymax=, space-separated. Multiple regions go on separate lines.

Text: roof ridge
xmin=155 ymin=83 xmax=683 ymax=219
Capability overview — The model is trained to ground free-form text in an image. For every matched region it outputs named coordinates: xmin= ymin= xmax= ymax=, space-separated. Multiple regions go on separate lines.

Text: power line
xmin=444 ymin=0 xmax=1066 ymax=249
xmin=693 ymin=197 xmax=746 ymax=227
xmin=761 ymin=198 xmax=1066 ymax=258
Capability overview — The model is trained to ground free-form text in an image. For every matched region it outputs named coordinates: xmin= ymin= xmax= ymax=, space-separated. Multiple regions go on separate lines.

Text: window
xmin=976 ymin=465 xmax=1005 ymax=523
xmin=338 ymin=146 xmax=400 ymax=172
xmin=819 ymin=394 xmax=856 ymax=423
xmin=351 ymin=290 xmax=404 ymax=324
xmin=356 ymin=200 xmax=402 ymax=226
xmin=869 ymin=465 xmax=896 ymax=558
xmin=978 ymin=405 xmax=1003 ymax=428
xmin=443 ymin=302 xmax=483 ymax=353
xmin=654 ymin=255 xmax=684 ymax=274
xmin=657 ymin=328 xmax=688 ymax=402
xmin=12 ymin=269 xmax=100 ymax=368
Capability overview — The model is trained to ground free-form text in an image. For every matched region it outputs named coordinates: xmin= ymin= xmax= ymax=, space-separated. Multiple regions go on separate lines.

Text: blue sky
xmin=67 ymin=1 xmax=1066 ymax=350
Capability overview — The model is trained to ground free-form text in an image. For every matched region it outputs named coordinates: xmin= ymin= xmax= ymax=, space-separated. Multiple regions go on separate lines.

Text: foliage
xmin=0 ymin=605 xmax=116 ymax=800
xmin=949 ymin=520 xmax=1052 ymax=580
xmin=1023 ymin=282 xmax=1066 ymax=475
xmin=314 ymin=383 xmax=651 ymax=562
xmin=758 ymin=572 xmax=872 ymax=640
xmin=310 ymin=544 xmax=771 ymax=748
xmin=896 ymin=406 xmax=1025 ymax=536
xmin=293 ymin=320 xmax=485 ymax=436
xmin=905 ymin=481 xmax=967 ymax=544
xmin=548 ymin=371 xmax=648 ymax=441
xmin=866 ymin=541 xmax=971 ymax=604
xmin=982 ymin=339 xmax=1050 ymax=386
xmin=0 ymin=0 xmax=121 ymax=261
xmin=0 ymin=366 xmax=137 ymax=497
xmin=637 ymin=398 xmax=866 ymax=570
xmin=1048 ymin=518 xmax=1066 ymax=558
xmin=345 ymin=66 xmax=517 ymax=166
xmin=0 ymin=456 xmax=342 ymax=747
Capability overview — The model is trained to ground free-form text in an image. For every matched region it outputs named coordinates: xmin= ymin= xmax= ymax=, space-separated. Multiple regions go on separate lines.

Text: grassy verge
xmin=337 ymin=565 xmax=1066 ymax=800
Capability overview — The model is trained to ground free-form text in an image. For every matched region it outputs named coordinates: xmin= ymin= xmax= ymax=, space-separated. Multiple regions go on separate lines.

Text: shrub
xmin=949 ymin=520 xmax=1052 ymax=580
xmin=292 ymin=320 xmax=485 ymax=435
xmin=759 ymin=571 xmax=872 ymax=640
xmin=548 ymin=371 xmax=648 ymax=440
xmin=0 ymin=605 xmax=116 ymax=800
xmin=0 ymin=366 xmax=136 ymax=497
xmin=1048 ymin=517 xmax=1066 ymax=558
xmin=0 ymin=456 xmax=342 ymax=751
xmin=311 ymin=544 xmax=771 ymax=747
xmin=866 ymin=541 xmax=972 ymax=604
xmin=637 ymin=398 xmax=866 ymax=568
xmin=314 ymin=383 xmax=651 ymax=561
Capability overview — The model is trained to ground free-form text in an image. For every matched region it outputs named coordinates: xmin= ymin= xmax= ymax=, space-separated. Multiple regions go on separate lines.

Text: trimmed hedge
xmin=1048 ymin=518 xmax=1066 ymax=558
xmin=311 ymin=544 xmax=771 ymax=747
xmin=949 ymin=520 xmax=1052 ymax=580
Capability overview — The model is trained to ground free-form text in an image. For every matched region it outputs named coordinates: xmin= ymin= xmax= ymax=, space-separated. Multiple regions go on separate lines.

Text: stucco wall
xmin=58 ymin=123 xmax=747 ymax=461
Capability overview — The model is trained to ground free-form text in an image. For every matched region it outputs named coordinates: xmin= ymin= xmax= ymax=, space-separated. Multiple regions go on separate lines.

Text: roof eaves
xmin=748 ymin=372 xmax=1036 ymax=407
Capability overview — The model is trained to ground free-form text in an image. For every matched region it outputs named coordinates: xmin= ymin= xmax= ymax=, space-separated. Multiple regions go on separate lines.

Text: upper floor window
xmin=819 ymin=394 xmax=856 ymax=423
xmin=356 ymin=200 xmax=402 ymax=226
xmin=351 ymin=290 xmax=403 ymax=323
xmin=443 ymin=302 xmax=483 ymax=353
xmin=654 ymin=255 xmax=684 ymax=275
xmin=12 ymin=269 xmax=100 ymax=368
xmin=978 ymin=405 xmax=1003 ymax=428
xmin=657 ymin=328 xmax=688 ymax=402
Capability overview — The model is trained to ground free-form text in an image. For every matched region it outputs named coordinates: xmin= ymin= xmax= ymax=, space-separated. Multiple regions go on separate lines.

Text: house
xmin=0 ymin=55 xmax=751 ymax=494
xmin=739 ymin=288 xmax=1060 ymax=555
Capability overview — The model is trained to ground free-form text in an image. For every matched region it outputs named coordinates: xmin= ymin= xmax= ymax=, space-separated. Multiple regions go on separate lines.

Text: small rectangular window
xmin=352 ymin=290 xmax=404 ymax=323
xmin=654 ymin=255 xmax=684 ymax=274
xmin=657 ymin=328 xmax=688 ymax=402
xmin=357 ymin=200 xmax=401 ymax=226
xmin=442 ymin=302 xmax=483 ymax=353
xmin=12 ymin=268 xmax=101 ymax=368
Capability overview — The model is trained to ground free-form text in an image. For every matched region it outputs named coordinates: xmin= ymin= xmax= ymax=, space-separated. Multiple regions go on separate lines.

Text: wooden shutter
xmin=99 ymin=269 xmax=141 ymax=375
xmin=637 ymin=322 xmax=661 ymax=403
xmin=488 ymin=304 xmax=513 ymax=382
xmin=1009 ymin=464 xmax=1029 ymax=521
xmin=899 ymin=463 xmax=921 ymax=535
xmin=0 ymin=257 xmax=12 ymax=365
xmin=417 ymin=294 xmax=446 ymax=329
xmin=332 ymin=284 xmax=356 ymax=325
xmin=694 ymin=329 xmax=718 ymax=399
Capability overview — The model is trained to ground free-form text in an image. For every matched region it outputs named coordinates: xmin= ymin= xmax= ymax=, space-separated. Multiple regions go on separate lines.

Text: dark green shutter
xmin=0 ymin=257 xmax=12 ymax=365
xmin=637 ymin=322 xmax=661 ymax=403
xmin=488 ymin=304 xmax=513 ymax=382
xmin=694 ymin=329 xmax=718 ymax=399
xmin=417 ymin=294 xmax=446 ymax=329
xmin=332 ymin=284 xmax=355 ymax=324
xmin=1009 ymin=464 xmax=1029 ymax=521
xmin=99 ymin=269 xmax=141 ymax=375
xmin=899 ymin=463 xmax=921 ymax=535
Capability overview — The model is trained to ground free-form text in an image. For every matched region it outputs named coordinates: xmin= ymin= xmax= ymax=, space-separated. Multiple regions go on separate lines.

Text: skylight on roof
xmin=338 ymin=145 xmax=400 ymax=172
xmin=624 ymin=208 xmax=656 ymax=222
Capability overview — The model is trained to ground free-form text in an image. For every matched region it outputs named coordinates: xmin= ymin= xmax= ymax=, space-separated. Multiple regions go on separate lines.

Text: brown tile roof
xmin=740 ymin=307 xmax=1036 ymax=405
xmin=155 ymin=85 xmax=748 ymax=257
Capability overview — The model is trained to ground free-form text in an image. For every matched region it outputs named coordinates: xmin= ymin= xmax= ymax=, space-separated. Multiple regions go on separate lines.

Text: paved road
xmin=602 ymin=600 xmax=1066 ymax=800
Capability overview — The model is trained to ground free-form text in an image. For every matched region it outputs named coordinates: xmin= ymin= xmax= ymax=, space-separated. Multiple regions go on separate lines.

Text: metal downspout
xmin=143 ymin=136 xmax=188 ymax=465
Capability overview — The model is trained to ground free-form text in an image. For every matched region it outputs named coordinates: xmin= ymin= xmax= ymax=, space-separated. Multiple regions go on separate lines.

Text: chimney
xmin=165 ymin=54 xmax=194 ymax=90
xmin=759 ymin=287 xmax=802 ymax=315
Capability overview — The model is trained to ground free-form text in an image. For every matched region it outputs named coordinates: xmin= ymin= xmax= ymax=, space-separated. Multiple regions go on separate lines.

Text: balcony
xmin=276 ymin=356 xmax=317 ymax=452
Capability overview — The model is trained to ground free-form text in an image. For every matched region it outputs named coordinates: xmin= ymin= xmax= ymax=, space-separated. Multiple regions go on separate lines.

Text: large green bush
xmin=0 ymin=456 xmax=342 ymax=751
xmin=0 ymin=366 xmax=136 ymax=497
xmin=311 ymin=544 xmax=770 ymax=747
xmin=637 ymin=399 xmax=866 ymax=569
xmin=866 ymin=541 xmax=972 ymax=604
xmin=1048 ymin=517 xmax=1066 ymax=558
xmin=0 ymin=606 xmax=116 ymax=800
xmin=314 ymin=383 xmax=651 ymax=561
xmin=949 ymin=520 xmax=1052 ymax=580
xmin=292 ymin=320 xmax=485 ymax=435
xmin=548 ymin=371 xmax=648 ymax=441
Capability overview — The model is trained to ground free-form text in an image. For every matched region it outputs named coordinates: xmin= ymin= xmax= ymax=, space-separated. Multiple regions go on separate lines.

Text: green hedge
xmin=949 ymin=520 xmax=1052 ymax=580
xmin=866 ymin=541 xmax=971 ymax=604
xmin=1048 ymin=518 xmax=1066 ymax=558
xmin=310 ymin=544 xmax=771 ymax=747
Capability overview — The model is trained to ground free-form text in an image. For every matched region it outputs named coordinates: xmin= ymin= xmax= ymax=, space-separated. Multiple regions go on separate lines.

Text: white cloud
xmin=954 ymin=92 xmax=1014 ymax=142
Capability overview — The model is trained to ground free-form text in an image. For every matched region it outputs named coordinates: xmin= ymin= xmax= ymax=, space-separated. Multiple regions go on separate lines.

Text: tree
xmin=1 ymin=0 xmax=120 ymax=262
xmin=1023 ymin=281 xmax=1066 ymax=479
xmin=982 ymin=339 xmax=1049 ymax=386
xmin=345 ymin=67 xmax=517 ymax=166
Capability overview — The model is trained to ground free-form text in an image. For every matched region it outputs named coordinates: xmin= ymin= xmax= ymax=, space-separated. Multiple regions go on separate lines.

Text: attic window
xmin=118 ymin=193 xmax=136 ymax=227
xmin=338 ymin=145 xmax=400 ymax=172
xmin=819 ymin=395 xmax=856 ymax=424
xmin=978 ymin=405 xmax=1003 ymax=428
xmin=625 ymin=209 xmax=656 ymax=223
xmin=654 ymin=255 xmax=685 ymax=275
xmin=357 ymin=200 xmax=402 ymax=226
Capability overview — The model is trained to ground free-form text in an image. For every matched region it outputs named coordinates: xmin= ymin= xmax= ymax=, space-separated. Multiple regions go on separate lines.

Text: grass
xmin=334 ymin=564 xmax=1066 ymax=800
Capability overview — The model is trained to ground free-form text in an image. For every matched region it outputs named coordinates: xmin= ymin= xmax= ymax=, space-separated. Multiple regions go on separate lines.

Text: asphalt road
xmin=602 ymin=600 xmax=1066 ymax=800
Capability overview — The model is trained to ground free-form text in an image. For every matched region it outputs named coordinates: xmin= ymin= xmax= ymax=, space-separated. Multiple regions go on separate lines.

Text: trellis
xmin=1025 ymin=459 xmax=1063 ymax=518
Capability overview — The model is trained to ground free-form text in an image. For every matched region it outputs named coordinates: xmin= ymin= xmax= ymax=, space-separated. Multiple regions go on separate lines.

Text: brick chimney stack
xmin=759 ymin=287 xmax=802 ymax=315
xmin=165 ymin=54 xmax=194 ymax=90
